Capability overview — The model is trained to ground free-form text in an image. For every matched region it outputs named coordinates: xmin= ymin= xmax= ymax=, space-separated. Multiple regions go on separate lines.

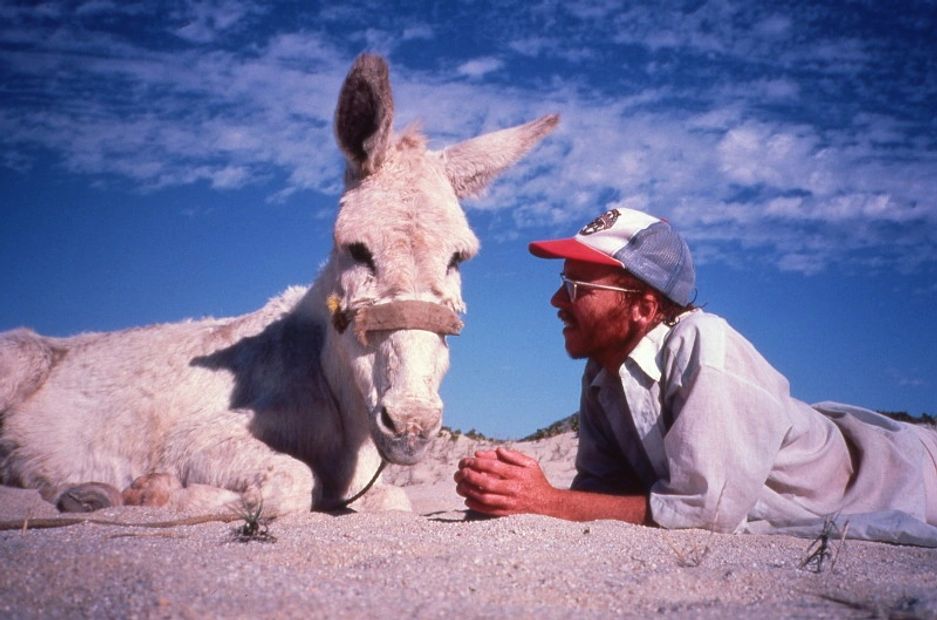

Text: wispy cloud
xmin=171 ymin=0 xmax=264 ymax=44
xmin=887 ymin=367 xmax=928 ymax=390
xmin=456 ymin=57 xmax=504 ymax=79
xmin=1 ymin=0 xmax=934 ymax=276
xmin=401 ymin=24 xmax=434 ymax=41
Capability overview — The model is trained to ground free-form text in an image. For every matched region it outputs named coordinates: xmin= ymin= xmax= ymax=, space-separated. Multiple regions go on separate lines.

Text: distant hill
xmin=517 ymin=410 xmax=936 ymax=441
xmin=439 ymin=414 xmax=579 ymax=444
xmin=521 ymin=414 xmax=579 ymax=441
xmin=879 ymin=411 xmax=935 ymax=425
xmin=442 ymin=409 xmax=934 ymax=445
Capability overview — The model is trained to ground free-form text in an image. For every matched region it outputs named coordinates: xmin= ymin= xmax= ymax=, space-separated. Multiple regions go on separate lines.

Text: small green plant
xmin=232 ymin=501 xmax=277 ymax=543
xmin=663 ymin=485 xmax=725 ymax=568
xmin=800 ymin=515 xmax=848 ymax=573
xmin=666 ymin=535 xmax=712 ymax=568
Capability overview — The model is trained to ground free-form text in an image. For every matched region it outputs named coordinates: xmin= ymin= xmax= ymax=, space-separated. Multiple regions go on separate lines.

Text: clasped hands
xmin=453 ymin=447 xmax=557 ymax=517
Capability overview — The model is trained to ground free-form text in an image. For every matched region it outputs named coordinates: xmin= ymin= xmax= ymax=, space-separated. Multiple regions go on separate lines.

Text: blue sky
xmin=1 ymin=1 xmax=935 ymax=438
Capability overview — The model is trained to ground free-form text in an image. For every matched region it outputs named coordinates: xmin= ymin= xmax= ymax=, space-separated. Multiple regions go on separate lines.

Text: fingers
xmin=453 ymin=448 xmax=543 ymax=518
xmin=463 ymin=497 xmax=513 ymax=517
xmin=465 ymin=456 xmax=516 ymax=478
xmin=455 ymin=449 xmax=541 ymax=489
xmin=457 ymin=448 xmax=532 ymax=466
xmin=457 ymin=466 xmax=517 ymax=494
xmin=463 ymin=451 xmax=540 ymax=480
xmin=453 ymin=463 xmax=496 ymax=488
xmin=456 ymin=450 xmax=497 ymax=471
xmin=456 ymin=478 xmax=517 ymax=515
xmin=454 ymin=461 xmax=519 ymax=515
xmin=494 ymin=447 xmax=539 ymax=468
xmin=456 ymin=478 xmax=510 ymax=503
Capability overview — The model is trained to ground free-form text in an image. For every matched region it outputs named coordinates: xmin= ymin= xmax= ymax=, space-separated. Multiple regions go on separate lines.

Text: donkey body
xmin=0 ymin=54 xmax=557 ymax=515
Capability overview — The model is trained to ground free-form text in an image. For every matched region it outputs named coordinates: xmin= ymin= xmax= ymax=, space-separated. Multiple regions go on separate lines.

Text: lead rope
xmin=335 ymin=458 xmax=387 ymax=510
xmin=321 ymin=372 xmax=388 ymax=511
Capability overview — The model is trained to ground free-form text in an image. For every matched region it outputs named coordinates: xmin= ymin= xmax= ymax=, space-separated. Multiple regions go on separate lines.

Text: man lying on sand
xmin=455 ymin=207 xmax=937 ymax=544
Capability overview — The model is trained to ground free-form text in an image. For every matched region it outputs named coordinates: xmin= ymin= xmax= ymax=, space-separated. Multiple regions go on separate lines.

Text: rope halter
xmin=325 ymin=294 xmax=462 ymax=508
xmin=328 ymin=295 xmax=463 ymax=345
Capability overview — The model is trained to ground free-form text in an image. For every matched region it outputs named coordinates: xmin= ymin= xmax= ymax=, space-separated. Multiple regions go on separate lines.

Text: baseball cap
xmin=529 ymin=208 xmax=696 ymax=306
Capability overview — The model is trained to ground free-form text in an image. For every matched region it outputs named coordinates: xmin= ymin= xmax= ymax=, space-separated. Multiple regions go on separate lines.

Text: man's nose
xmin=550 ymin=285 xmax=568 ymax=308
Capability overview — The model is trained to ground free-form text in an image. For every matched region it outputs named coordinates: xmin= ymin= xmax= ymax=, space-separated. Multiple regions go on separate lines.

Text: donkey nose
xmin=379 ymin=406 xmax=398 ymax=434
xmin=378 ymin=398 xmax=441 ymax=436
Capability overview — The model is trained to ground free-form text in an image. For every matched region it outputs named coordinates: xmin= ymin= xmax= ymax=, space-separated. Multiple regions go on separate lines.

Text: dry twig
xmin=0 ymin=513 xmax=244 ymax=532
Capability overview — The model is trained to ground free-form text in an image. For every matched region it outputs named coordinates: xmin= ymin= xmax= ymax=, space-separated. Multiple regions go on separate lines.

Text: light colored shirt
xmin=572 ymin=309 xmax=937 ymax=545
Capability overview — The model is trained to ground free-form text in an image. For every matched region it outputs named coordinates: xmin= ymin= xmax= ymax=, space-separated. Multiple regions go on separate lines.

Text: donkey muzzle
xmin=330 ymin=297 xmax=457 ymax=464
xmin=373 ymin=397 xmax=441 ymax=465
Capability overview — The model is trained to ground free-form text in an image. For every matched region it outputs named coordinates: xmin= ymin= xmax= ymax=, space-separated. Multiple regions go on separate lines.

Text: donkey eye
xmin=348 ymin=242 xmax=376 ymax=271
xmin=447 ymin=251 xmax=467 ymax=272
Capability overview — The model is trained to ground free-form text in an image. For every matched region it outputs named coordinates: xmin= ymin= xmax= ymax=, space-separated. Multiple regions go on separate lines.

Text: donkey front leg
xmin=175 ymin=437 xmax=319 ymax=516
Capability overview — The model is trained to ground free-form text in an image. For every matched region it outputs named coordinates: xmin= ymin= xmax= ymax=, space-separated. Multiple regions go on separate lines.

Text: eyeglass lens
xmin=562 ymin=276 xmax=577 ymax=302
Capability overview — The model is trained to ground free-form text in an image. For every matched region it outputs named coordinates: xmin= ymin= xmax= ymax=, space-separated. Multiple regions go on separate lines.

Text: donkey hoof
xmin=122 ymin=473 xmax=181 ymax=507
xmin=56 ymin=482 xmax=124 ymax=512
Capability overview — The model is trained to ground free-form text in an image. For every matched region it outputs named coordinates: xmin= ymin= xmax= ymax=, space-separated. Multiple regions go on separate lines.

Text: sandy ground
xmin=2 ymin=431 xmax=937 ymax=619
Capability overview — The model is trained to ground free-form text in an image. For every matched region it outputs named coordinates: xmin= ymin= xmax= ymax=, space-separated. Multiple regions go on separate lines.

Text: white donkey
xmin=0 ymin=54 xmax=557 ymax=516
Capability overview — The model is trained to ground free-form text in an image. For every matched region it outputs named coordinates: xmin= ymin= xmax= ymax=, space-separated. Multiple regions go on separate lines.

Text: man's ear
xmin=632 ymin=292 xmax=661 ymax=327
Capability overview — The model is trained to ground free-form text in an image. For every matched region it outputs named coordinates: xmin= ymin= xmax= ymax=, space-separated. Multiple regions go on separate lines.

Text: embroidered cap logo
xmin=579 ymin=209 xmax=620 ymax=235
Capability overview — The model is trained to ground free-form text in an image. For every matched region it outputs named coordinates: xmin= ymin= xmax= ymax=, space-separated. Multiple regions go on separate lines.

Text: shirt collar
xmin=587 ymin=310 xmax=695 ymax=388
xmin=586 ymin=321 xmax=671 ymax=390
xmin=624 ymin=321 xmax=671 ymax=383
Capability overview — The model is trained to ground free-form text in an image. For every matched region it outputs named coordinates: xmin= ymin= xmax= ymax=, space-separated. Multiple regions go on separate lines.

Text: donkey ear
xmin=442 ymin=114 xmax=559 ymax=198
xmin=335 ymin=53 xmax=395 ymax=178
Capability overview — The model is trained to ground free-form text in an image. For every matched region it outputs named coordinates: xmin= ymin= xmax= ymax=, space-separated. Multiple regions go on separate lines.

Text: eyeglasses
xmin=560 ymin=273 xmax=640 ymax=302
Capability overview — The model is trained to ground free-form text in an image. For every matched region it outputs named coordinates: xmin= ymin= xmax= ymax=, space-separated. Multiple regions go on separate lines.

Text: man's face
xmin=550 ymin=260 xmax=641 ymax=368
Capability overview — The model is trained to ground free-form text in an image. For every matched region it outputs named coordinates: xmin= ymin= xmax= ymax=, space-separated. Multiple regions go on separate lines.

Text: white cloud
xmin=777 ymin=252 xmax=825 ymax=275
xmin=456 ymin=57 xmax=504 ymax=79
xmin=753 ymin=78 xmax=800 ymax=101
xmin=1 ymin=0 xmax=935 ymax=277
xmin=172 ymin=0 xmax=262 ymax=44
xmin=208 ymin=165 xmax=250 ymax=189
xmin=754 ymin=15 xmax=792 ymax=37
xmin=563 ymin=0 xmax=623 ymax=21
xmin=717 ymin=122 xmax=820 ymax=188
xmin=508 ymin=37 xmax=551 ymax=57
xmin=887 ymin=367 xmax=927 ymax=389
xmin=75 ymin=1 xmax=137 ymax=16
xmin=402 ymin=24 xmax=434 ymax=41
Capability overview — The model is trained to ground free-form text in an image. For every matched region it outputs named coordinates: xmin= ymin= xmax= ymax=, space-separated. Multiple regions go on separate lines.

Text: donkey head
xmin=327 ymin=54 xmax=557 ymax=465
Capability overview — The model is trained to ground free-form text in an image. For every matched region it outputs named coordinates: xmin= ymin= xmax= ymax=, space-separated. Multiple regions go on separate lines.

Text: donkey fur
xmin=0 ymin=53 xmax=558 ymax=516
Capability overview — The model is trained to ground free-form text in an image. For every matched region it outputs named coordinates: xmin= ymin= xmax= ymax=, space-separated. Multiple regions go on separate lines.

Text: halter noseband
xmin=328 ymin=296 xmax=463 ymax=345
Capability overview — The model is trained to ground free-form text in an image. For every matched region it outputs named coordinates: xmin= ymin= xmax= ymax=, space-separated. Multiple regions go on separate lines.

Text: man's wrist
xmin=539 ymin=487 xmax=651 ymax=524
xmin=540 ymin=485 xmax=574 ymax=520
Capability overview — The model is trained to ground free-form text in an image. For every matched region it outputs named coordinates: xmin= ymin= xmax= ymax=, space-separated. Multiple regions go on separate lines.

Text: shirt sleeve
xmin=649 ymin=315 xmax=793 ymax=532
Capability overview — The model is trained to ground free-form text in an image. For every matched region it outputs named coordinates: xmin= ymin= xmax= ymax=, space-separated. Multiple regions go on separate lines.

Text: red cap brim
xmin=528 ymin=238 xmax=622 ymax=267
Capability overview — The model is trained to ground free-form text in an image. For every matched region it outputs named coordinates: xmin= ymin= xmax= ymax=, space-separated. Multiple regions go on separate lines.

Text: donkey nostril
xmin=380 ymin=406 xmax=398 ymax=435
